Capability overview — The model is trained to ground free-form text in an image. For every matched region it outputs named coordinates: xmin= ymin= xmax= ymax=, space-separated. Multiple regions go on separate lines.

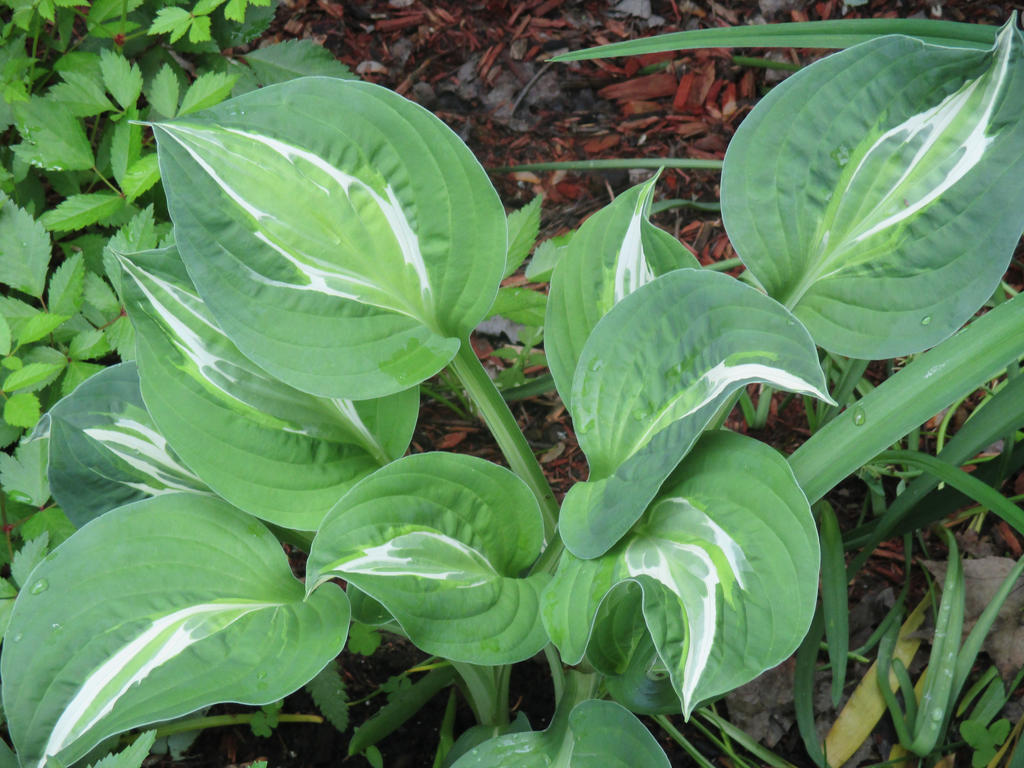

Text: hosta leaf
xmin=2 ymin=493 xmax=349 ymax=768
xmin=721 ymin=19 xmax=1024 ymax=359
xmin=543 ymin=431 xmax=819 ymax=716
xmin=451 ymin=693 xmax=669 ymax=768
xmin=560 ymin=268 xmax=830 ymax=559
xmin=545 ymin=176 xmax=698 ymax=408
xmin=243 ymin=40 xmax=357 ymax=86
xmin=120 ymin=245 xmax=416 ymax=530
xmin=42 ymin=362 xmax=210 ymax=527
xmin=307 ymin=452 xmax=548 ymax=664
xmin=153 ymin=77 xmax=506 ymax=399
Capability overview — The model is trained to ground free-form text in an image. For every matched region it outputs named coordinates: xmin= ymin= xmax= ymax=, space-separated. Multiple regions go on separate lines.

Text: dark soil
xmin=157 ymin=1 xmax=1024 ymax=766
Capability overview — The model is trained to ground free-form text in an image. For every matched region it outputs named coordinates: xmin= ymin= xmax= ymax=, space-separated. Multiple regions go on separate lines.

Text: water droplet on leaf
xmin=831 ymin=145 xmax=850 ymax=168
xmin=921 ymin=316 xmax=932 ymax=326
xmin=852 ymin=407 xmax=866 ymax=427
xmin=30 ymin=579 xmax=49 ymax=594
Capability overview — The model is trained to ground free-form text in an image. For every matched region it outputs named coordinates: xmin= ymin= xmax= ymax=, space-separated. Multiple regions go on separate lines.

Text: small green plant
xmin=2 ymin=15 xmax=1023 ymax=768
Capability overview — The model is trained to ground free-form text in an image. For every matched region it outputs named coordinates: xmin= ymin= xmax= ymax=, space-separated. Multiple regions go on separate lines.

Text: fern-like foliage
xmin=306 ymin=659 xmax=350 ymax=734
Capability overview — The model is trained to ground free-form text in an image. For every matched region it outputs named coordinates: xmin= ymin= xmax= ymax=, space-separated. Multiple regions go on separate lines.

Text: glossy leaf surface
xmin=451 ymin=696 xmax=669 ymax=768
xmin=545 ymin=176 xmax=698 ymax=408
xmin=561 ymin=269 xmax=830 ymax=559
xmin=3 ymin=494 xmax=349 ymax=768
xmin=307 ymin=453 xmax=548 ymax=664
xmin=722 ymin=19 xmax=1024 ymax=358
xmin=120 ymin=245 xmax=416 ymax=530
xmin=42 ymin=362 xmax=210 ymax=527
xmin=544 ymin=432 xmax=819 ymax=715
xmin=153 ymin=77 xmax=507 ymax=399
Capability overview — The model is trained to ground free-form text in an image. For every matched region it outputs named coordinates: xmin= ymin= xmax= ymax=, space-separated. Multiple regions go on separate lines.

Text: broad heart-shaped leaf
xmin=2 ymin=493 xmax=349 ymax=768
xmin=306 ymin=452 xmax=549 ymax=664
xmin=545 ymin=176 xmax=698 ymax=408
xmin=721 ymin=19 xmax=1024 ymax=359
xmin=450 ymin=693 xmax=669 ymax=768
xmin=120 ymin=245 xmax=417 ymax=531
xmin=40 ymin=362 xmax=211 ymax=527
xmin=561 ymin=268 xmax=830 ymax=559
xmin=543 ymin=431 xmax=819 ymax=716
xmin=153 ymin=76 xmax=507 ymax=400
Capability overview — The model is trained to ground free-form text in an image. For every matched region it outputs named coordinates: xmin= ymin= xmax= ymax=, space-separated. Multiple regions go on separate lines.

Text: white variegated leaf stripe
xmin=543 ymin=432 xmax=819 ymax=716
xmin=545 ymin=176 xmax=699 ymax=408
xmin=43 ymin=362 xmax=210 ymax=527
xmin=3 ymin=494 xmax=349 ymax=768
xmin=121 ymin=246 xmax=417 ymax=530
xmin=307 ymin=453 xmax=549 ymax=664
xmin=560 ymin=268 xmax=831 ymax=559
xmin=722 ymin=18 xmax=1024 ymax=359
xmin=153 ymin=77 xmax=507 ymax=399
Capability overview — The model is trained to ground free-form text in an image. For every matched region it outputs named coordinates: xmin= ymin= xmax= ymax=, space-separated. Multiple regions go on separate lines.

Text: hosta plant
xmin=4 ymin=16 xmax=1024 ymax=767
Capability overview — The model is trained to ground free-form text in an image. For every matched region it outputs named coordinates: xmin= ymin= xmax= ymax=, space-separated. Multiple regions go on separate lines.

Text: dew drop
xmin=30 ymin=579 xmax=49 ymax=595
xmin=831 ymin=145 xmax=850 ymax=168
xmin=852 ymin=407 xmax=866 ymax=427
xmin=920 ymin=316 xmax=932 ymax=326
xmin=11 ymin=633 xmax=22 ymax=643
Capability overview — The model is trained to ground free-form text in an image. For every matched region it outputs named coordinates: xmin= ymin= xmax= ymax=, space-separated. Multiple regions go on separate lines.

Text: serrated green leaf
xmin=486 ymin=287 xmax=546 ymax=327
xmin=12 ymin=97 xmax=95 ymax=172
xmin=147 ymin=6 xmax=192 ymax=42
xmin=145 ymin=65 xmax=180 ymax=119
xmin=0 ymin=317 xmax=10 ymax=356
xmin=0 ymin=194 xmax=51 ymax=297
xmin=2 ymin=357 xmax=23 ymax=371
xmin=68 ymin=328 xmax=109 ymax=360
xmin=48 ymin=253 xmax=85 ymax=316
xmin=15 ymin=313 xmax=69 ymax=347
xmin=20 ymin=506 xmax=75 ymax=548
xmin=177 ymin=71 xmax=237 ymax=117
xmin=99 ymin=49 xmax=143 ymax=110
xmin=60 ymin=361 xmax=106 ymax=395
xmin=305 ymin=660 xmax=349 ymax=734
xmin=223 ymin=0 xmax=245 ymax=22
xmin=504 ymin=195 xmax=541 ymax=278
xmin=0 ymin=437 xmax=49 ymax=506
xmin=243 ymin=40 xmax=357 ymax=86
xmin=307 ymin=453 xmax=548 ymax=664
xmin=83 ymin=272 xmax=121 ymax=319
xmin=559 ymin=269 xmax=830 ymax=559
xmin=3 ymin=494 xmax=350 ymax=768
xmin=85 ymin=731 xmax=155 ymax=768
xmin=103 ymin=315 xmax=134 ymax=360
xmin=120 ymin=154 xmax=160 ymax=203
xmin=345 ymin=621 xmax=381 ymax=656
xmin=39 ymin=193 xmax=125 ymax=232
xmin=49 ymin=71 xmax=115 ymax=117
xmin=154 ymin=78 xmax=505 ymax=399
xmin=2 ymin=361 xmax=66 ymax=393
xmin=721 ymin=20 xmax=1024 ymax=358
xmin=110 ymin=119 xmax=142 ymax=187
xmin=187 ymin=14 xmax=211 ymax=42
xmin=11 ymin=533 xmax=48 ymax=589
